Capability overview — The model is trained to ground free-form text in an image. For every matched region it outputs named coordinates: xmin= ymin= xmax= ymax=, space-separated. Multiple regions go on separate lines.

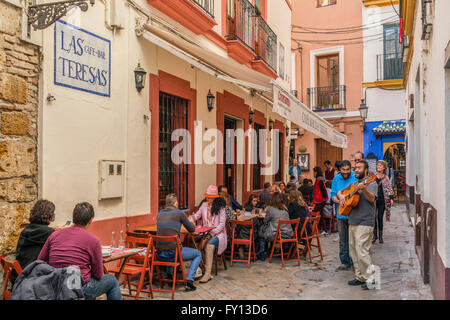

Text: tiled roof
xmin=372 ymin=121 xmax=406 ymax=135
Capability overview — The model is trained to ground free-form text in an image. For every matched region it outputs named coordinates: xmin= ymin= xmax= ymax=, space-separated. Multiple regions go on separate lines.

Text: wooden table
xmin=134 ymin=224 xmax=157 ymax=234
xmin=102 ymin=248 xmax=145 ymax=280
xmin=237 ymin=213 xmax=266 ymax=221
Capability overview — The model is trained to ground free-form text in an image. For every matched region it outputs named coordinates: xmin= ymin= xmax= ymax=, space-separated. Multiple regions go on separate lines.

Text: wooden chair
xmin=149 ymin=235 xmax=186 ymax=300
xmin=223 ymin=219 xmax=232 ymax=260
xmin=0 ymin=254 xmax=22 ymax=300
xmin=268 ymin=218 xmax=301 ymax=267
xmin=230 ymin=219 xmax=256 ymax=267
xmin=108 ymin=234 xmax=153 ymax=300
xmin=300 ymin=216 xmax=323 ymax=263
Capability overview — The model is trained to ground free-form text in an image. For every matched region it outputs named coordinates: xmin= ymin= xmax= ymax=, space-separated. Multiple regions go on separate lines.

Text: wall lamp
xmin=207 ymin=90 xmax=215 ymax=112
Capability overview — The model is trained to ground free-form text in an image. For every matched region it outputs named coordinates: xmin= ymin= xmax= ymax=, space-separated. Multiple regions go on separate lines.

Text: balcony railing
xmin=377 ymin=53 xmax=405 ymax=80
xmin=254 ymin=14 xmax=277 ymax=72
xmin=192 ymin=0 xmax=214 ymax=19
xmin=226 ymin=0 xmax=256 ymax=51
xmin=307 ymin=85 xmax=346 ymax=111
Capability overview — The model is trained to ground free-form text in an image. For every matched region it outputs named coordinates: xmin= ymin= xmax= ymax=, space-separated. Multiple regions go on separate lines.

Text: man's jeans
xmin=82 ymin=274 xmax=122 ymax=300
xmin=337 ymin=219 xmax=353 ymax=267
xmin=158 ymin=247 xmax=202 ymax=282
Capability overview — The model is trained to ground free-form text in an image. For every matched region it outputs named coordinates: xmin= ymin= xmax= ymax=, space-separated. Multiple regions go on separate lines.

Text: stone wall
xmin=0 ymin=0 xmax=39 ymax=255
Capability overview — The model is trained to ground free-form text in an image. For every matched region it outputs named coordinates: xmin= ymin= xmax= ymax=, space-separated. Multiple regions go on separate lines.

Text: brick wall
xmin=0 ymin=1 xmax=39 ymax=256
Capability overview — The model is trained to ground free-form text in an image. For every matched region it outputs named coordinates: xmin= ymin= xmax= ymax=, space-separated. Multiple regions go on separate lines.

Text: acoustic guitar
xmin=338 ymin=174 xmax=377 ymax=217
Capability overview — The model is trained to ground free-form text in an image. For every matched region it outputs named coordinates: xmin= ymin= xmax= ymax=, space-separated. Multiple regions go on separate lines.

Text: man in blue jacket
xmin=331 ymin=160 xmax=357 ymax=271
xmin=218 ymin=185 xmax=242 ymax=211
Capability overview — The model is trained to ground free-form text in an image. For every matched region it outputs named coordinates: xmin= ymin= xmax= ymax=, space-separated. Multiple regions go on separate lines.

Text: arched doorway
xmin=383 ymin=142 xmax=406 ymax=200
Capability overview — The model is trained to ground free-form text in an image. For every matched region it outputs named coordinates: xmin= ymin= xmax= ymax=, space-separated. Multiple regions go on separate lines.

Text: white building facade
xmin=401 ymin=0 xmax=450 ymax=299
xmin=362 ymin=1 xmax=407 ymax=184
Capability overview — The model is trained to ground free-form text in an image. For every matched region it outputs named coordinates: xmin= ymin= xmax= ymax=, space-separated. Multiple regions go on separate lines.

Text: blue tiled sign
xmin=54 ymin=20 xmax=111 ymax=97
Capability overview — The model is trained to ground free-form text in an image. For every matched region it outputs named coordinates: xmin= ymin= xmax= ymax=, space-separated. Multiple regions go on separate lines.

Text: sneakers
xmin=348 ymin=279 xmax=365 ymax=286
xmin=320 ymin=231 xmax=329 ymax=237
xmin=335 ymin=264 xmax=352 ymax=271
xmin=185 ymin=280 xmax=197 ymax=291
xmin=257 ymin=252 xmax=266 ymax=261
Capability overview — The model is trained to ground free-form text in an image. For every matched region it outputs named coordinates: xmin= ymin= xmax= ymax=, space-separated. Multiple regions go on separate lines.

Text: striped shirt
xmin=156 ymin=207 xmax=195 ymax=251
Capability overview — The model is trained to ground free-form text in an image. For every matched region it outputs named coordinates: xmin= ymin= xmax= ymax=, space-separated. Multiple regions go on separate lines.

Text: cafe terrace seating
xmin=149 ymin=235 xmax=186 ymax=300
xmin=230 ymin=219 xmax=257 ymax=268
xmin=108 ymin=234 xmax=153 ymax=300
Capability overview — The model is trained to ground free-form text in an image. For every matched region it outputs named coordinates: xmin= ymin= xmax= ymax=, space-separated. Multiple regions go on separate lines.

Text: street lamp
xmin=207 ymin=90 xmax=215 ymax=112
xmin=134 ymin=63 xmax=147 ymax=93
xmin=249 ymin=109 xmax=254 ymax=124
xmin=359 ymin=99 xmax=368 ymax=127
xmin=268 ymin=119 xmax=274 ymax=131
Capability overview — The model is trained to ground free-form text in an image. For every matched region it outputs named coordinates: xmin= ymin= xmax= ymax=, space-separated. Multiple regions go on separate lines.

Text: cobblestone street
xmin=130 ymin=204 xmax=432 ymax=300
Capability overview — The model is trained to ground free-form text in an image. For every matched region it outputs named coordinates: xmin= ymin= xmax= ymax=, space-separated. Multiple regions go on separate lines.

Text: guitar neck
xmin=347 ymin=174 xmax=376 ymax=198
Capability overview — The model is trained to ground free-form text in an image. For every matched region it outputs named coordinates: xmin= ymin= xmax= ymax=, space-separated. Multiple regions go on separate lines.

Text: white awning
xmin=140 ymin=28 xmax=272 ymax=92
xmin=272 ymin=82 xmax=348 ymax=149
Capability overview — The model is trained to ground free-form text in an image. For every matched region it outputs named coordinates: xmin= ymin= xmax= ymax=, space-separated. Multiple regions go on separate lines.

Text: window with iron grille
xmin=253 ymin=123 xmax=264 ymax=190
xmin=159 ymin=92 xmax=189 ymax=210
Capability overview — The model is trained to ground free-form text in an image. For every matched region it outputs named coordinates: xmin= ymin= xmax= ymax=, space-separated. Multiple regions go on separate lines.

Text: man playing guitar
xmin=337 ymin=160 xmax=378 ymax=290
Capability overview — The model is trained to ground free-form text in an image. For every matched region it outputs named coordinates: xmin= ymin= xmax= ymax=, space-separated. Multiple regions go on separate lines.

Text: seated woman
xmin=219 ymin=191 xmax=236 ymax=233
xmin=258 ymin=192 xmax=293 ymax=261
xmin=13 ymin=200 xmax=61 ymax=282
xmin=190 ymin=185 xmax=227 ymax=283
xmin=287 ymin=190 xmax=312 ymax=240
xmin=279 ymin=182 xmax=287 ymax=194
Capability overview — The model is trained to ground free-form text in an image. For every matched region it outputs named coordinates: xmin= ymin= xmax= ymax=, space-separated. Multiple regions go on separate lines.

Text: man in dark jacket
xmin=259 ymin=182 xmax=272 ymax=207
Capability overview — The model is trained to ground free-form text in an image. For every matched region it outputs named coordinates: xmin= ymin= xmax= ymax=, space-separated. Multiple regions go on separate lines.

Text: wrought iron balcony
xmin=226 ymin=0 xmax=256 ymax=51
xmin=254 ymin=14 xmax=277 ymax=72
xmin=307 ymin=85 xmax=346 ymax=111
xmin=377 ymin=53 xmax=405 ymax=81
xmin=192 ymin=0 xmax=215 ymax=19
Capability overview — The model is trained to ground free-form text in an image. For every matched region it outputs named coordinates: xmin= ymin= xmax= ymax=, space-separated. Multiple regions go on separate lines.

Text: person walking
xmin=337 ymin=160 xmax=378 ymax=290
xmin=324 ymin=160 xmax=336 ymax=182
xmin=288 ymin=159 xmax=302 ymax=187
xmin=331 ymin=160 xmax=357 ymax=271
xmin=312 ymin=166 xmax=329 ymax=235
xmin=372 ymin=160 xmax=394 ymax=244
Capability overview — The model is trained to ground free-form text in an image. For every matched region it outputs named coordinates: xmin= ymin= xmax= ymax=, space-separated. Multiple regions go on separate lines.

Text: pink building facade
xmin=291 ymin=0 xmax=365 ymax=178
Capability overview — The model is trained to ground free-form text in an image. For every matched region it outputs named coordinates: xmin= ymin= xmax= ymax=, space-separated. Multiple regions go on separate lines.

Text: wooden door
xmin=315 ymin=138 xmax=342 ymax=173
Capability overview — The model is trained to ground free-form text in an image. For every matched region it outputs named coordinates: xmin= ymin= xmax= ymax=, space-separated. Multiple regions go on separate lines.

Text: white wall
xmin=404 ymin=0 xmax=450 ymax=266
xmin=362 ymin=4 xmax=405 ymax=123
xmin=39 ymin=1 xmax=151 ymax=225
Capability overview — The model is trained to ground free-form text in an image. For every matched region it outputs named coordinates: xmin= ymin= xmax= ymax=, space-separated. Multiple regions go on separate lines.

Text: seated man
xmin=218 ymin=185 xmax=243 ymax=211
xmin=38 ymin=202 xmax=121 ymax=300
xmin=156 ymin=193 xmax=202 ymax=291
